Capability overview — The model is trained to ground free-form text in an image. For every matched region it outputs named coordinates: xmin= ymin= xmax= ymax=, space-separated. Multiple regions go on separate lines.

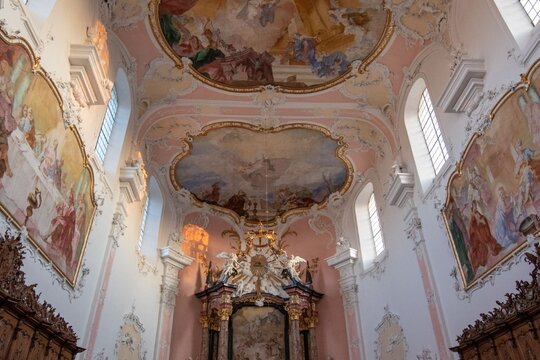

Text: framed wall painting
xmin=443 ymin=59 xmax=540 ymax=290
xmin=0 ymin=31 xmax=96 ymax=286
xmin=231 ymin=306 xmax=287 ymax=360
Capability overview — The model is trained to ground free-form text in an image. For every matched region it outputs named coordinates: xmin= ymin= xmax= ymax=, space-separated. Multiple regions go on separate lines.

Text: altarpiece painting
xmin=231 ymin=306 xmax=286 ymax=360
xmin=443 ymin=60 xmax=540 ymax=289
xmin=0 ymin=33 xmax=96 ymax=286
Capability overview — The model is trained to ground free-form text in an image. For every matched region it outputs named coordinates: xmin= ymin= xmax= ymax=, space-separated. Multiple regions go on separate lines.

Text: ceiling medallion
xmin=170 ymin=122 xmax=353 ymax=224
xmin=150 ymin=0 xmax=394 ymax=93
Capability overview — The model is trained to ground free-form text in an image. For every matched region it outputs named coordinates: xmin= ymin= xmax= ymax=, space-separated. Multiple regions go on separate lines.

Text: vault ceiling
xmin=107 ymin=0 xmax=452 ymax=224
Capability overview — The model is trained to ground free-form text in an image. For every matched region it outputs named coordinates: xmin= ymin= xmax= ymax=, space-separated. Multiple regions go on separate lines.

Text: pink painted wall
xmin=285 ymin=218 xmax=349 ymax=360
xmin=169 ymin=214 xmax=349 ymax=360
xmin=169 ymin=213 xmax=232 ymax=360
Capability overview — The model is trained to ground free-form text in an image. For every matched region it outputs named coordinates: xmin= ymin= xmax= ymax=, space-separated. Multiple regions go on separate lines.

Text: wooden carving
xmin=451 ymin=242 xmax=540 ymax=359
xmin=0 ymin=232 xmax=84 ymax=359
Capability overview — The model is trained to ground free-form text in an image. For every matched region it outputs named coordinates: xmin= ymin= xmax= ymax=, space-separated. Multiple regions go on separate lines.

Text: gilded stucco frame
xmin=169 ymin=121 xmax=353 ymax=225
xmin=442 ymin=58 xmax=540 ymax=291
xmin=0 ymin=30 xmax=97 ymax=288
xmin=148 ymin=0 xmax=395 ymax=94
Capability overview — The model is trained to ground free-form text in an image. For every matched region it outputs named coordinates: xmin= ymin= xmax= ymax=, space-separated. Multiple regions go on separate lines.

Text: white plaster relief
xmin=135 ymin=247 xmax=158 ymax=276
xmin=115 ymin=305 xmax=148 ymax=360
xmin=417 ymin=348 xmax=437 ymax=360
xmin=361 ymin=250 xmax=388 ymax=280
xmin=463 ymin=80 xmax=519 ymax=149
xmin=106 ymin=0 xmax=147 ymax=31
xmin=374 ymin=305 xmax=409 ymax=360
xmin=110 ymin=211 xmax=127 ymax=248
xmin=389 ymin=0 xmax=451 ymax=46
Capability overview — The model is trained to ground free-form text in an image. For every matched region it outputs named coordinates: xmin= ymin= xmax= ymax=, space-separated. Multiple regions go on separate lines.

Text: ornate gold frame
xmin=148 ymin=0 xmax=394 ymax=94
xmin=0 ymin=30 xmax=97 ymax=288
xmin=442 ymin=58 xmax=540 ymax=291
xmin=169 ymin=121 xmax=353 ymax=225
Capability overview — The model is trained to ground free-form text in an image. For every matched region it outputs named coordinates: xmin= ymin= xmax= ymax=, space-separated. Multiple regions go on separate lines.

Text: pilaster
xmin=326 ymin=247 xmax=365 ymax=360
xmin=155 ymin=247 xmax=193 ymax=360
xmin=388 ymin=171 xmax=451 ymax=360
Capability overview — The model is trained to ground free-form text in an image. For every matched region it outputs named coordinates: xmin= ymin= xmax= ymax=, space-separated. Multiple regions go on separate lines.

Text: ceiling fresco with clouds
xmin=109 ymin=0 xmax=451 ymax=226
xmin=171 ymin=123 xmax=352 ymax=223
xmin=154 ymin=0 xmax=392 ymax=89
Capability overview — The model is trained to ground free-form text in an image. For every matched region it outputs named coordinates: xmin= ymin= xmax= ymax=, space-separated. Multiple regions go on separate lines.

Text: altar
xmin=195 ymin=225 xmax=323 ymax=360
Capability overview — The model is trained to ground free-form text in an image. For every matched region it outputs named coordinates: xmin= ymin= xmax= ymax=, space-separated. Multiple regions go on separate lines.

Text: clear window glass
xmin=368 ymin=193 xmax=384 ymax=256
xmin=95 ymin=86 xmax=119 ymax=162
xmin=519 ymin=0 xmax=540 ymax=25
xmin=418 ymin=89 xmax=449 ymax=175
xmin=137 ymin=197 xmax=149 ymax=249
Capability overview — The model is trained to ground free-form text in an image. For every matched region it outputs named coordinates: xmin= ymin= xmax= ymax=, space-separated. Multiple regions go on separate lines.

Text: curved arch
xmin=138 ymin=176 xmax=164 ymax=260
xmin=403 ymin=78 xmax=449 ymax=191
xmin=100 ymin=68 xmax=132 ymax=173
xmin=354 ymin=181 xmax=386 ymax=270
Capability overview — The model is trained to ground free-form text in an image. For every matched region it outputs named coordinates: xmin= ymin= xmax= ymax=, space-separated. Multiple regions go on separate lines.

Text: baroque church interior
xmin=1 ymin=0 xmax=540 ymax=359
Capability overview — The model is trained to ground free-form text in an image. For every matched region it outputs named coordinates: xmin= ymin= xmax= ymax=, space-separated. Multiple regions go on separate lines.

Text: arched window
xmin=95 ymin=69 xmax=132 ymax=172
xmin=355 ymin=183 xmax=386 ymax=269
xmin=404 ymin=79 xmax=449 ymax=191
xmin=519 ymin=0 xmax=540 ymax=25
xmin=137 ymin=177 xmax=164 ymax=260
xmin=418 ymin=88 xmax=449 ymax=175
xmin=95 ymin=85 xmax=118 ymax=163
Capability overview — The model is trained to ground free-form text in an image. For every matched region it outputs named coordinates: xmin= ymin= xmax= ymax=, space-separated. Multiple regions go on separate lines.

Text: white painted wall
xmin=0 ymin=1 xmax=166 ymax=359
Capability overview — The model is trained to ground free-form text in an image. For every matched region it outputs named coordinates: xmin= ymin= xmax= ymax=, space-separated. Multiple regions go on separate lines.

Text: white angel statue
xmin=216 ymin=252 xmax=239 ymax=283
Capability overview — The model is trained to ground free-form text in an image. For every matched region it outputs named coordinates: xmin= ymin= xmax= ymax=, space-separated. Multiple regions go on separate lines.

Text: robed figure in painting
xmin=467 ymin=200 xmax=502 ymax=271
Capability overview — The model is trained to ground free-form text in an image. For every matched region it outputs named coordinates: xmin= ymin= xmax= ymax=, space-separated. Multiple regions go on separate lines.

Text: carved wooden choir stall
xmin=451 ymin=242 xmax=540 ymax=359
xmin=0 ymin=233 xmax=84 ymax=360
xmin=196 ymin=225 xmax=323 ymax=360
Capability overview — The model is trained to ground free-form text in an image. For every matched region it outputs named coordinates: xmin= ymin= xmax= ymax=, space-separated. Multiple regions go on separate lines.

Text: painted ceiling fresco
xmin=155 ymin=0 xmax=391 ymax=89
xmin=171 ymin=124 xmax=351 ymax=222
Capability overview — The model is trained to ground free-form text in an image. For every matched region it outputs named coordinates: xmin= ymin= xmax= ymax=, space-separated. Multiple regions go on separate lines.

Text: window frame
xmin=519 ymin=0 xmax=540 ymax=26
xmin=417 ymin=88 xmax=449 ymax=176
xmin=95 ymin=86 xmax=119 ymax=163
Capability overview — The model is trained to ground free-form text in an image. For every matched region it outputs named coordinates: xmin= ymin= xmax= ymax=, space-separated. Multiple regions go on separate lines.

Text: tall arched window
xmin=404 ymin=79 xmax=449 ymax=191
xmin=95 ymin=86 xmax=118 ymax=163
xmin=355 ymin=183 xmax=386 ymax=269
xmin=95 ymin=69 xmax=132 ymax=172
xmin=137 ymin=177 xmax=164 ymax=260
xmin=418 ymin=88 xmax=449 ymax=175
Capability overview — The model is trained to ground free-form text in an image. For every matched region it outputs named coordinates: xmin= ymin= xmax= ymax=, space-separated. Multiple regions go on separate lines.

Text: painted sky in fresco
xmin=174 ymin=126 xmax=349 ymax=222
xmin=157 ymin=0 xmax=389 ymax=88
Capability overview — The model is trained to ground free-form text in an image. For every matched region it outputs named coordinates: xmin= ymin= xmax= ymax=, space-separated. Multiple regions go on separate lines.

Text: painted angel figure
xmin=216 ymin=252 xmax=239 ymax=283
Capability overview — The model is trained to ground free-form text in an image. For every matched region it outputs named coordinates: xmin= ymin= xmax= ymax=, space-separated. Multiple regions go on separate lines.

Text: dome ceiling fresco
xmin=153 ymin=0 xmax=392 ymax=90
xmin=170 ymin=123 xmax=352 ymax=223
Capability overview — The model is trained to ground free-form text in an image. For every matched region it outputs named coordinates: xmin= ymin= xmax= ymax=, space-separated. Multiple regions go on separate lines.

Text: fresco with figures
xmin=444 ymin=62 xmax=540 ymax=289
xmin=156 ymin=0 xmax=390 ymax=88
xmin=172 ymin=124 xmax=351 ymax=223
xmin=0 ymin=35 xmax=95 ymax=286
xmin=232 ymin=306 xmax=286 ymax=360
